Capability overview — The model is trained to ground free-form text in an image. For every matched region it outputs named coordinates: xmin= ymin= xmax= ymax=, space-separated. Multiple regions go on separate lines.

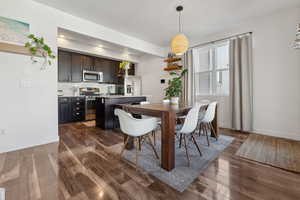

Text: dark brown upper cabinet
xmin=71 ymin=53 xmax=83 ymax=82
xmin=58 ymin=50 xmax=72 ymax=82
xmin=128 ymin=63 xmax=135 ymax=76
xmin=95 ymin=58 xmax=120 ymax=84
xmin=58 ymin=49 xmax=130 ymax=83
xmin=82 ymin=55 xmax=95 ymax=71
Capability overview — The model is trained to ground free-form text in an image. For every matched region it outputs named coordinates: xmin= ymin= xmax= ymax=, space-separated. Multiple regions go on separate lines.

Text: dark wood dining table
xmin=117 ymin=103 xmax=218 ymax=171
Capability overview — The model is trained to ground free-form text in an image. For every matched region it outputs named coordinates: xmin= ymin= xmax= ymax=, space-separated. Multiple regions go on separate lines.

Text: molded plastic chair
xmin=199 ymin=102 xmax=218 ymax=146
xmin=140 ymin=101 xmax=160 ymax=145
xmin=177 ymin=103 xmax=202 ymax=166
xmin=114 ymin=109 xmax=159 ymax=169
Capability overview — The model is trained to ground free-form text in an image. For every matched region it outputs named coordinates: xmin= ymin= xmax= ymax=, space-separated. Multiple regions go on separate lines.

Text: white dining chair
xmin=199 ymin=102 xmax=218 ymax=146
xmin=140 ymin=101 xmax=161 ymax=145
xmin=114 ymin=108 xmax=159 ymax=170
xmin=140 ymin=101 xmax=151 ymax=119
xmin=177 ymin=103 xmax=202 ymax=166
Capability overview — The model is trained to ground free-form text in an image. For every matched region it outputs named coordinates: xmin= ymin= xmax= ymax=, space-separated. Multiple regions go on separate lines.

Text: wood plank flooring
xmin=236 ymin=133 xmax=300 ymax=173
xmin=0 ymin=123 xmax=300 ymax=200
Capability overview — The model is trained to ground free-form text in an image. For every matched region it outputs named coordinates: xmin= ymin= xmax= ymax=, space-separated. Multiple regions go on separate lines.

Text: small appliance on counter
xmin=124 ymin=76 xmax=141 ymax=96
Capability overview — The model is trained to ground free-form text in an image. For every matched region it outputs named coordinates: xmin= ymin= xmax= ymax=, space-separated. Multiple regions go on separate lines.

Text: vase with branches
xmin=119 ymin=61 xmax=130 ymax=76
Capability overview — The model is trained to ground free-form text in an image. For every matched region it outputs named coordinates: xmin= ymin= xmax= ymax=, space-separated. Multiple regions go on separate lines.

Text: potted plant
xmin=25 ymin=34 xmax=56 ymax=69
xmin=119 ymin=61 xmax=131 ymax=76
xmin=165 ymin=69 xmax=187 ymax=104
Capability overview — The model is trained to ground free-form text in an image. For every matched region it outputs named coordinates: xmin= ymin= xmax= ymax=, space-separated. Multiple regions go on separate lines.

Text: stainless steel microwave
xmin=83 ymin=70 xmax=103 ymax=82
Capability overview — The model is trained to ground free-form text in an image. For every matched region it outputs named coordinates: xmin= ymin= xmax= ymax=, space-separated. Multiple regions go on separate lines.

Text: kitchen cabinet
xmin=71 ymin=53 xmax=83 ymax=82
xmin=95 ymin=58 xmax=109 ymax=82
xmin=128 ymin=63 xmax=135 ymax=75
xmin=82 ymin=55 xmax=95 ymax=71
xmin=110 ymin=60 xmax=120 ymax=83
xmin=58 ymin=97 xmax=85 ymax=124
xmin=58 ymin=97 xmax=72 ymax=124
xmin=95 ymin=58 xmax=120 ymax=84
xmin=58 ymin=51 xmax=72 ymax=82
xmin=58 ymin=49 xmax=124 ymax=83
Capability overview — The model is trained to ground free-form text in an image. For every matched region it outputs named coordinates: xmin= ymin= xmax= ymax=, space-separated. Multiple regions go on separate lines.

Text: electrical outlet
xmin=0 ymin=129 xmax=5 ymax=135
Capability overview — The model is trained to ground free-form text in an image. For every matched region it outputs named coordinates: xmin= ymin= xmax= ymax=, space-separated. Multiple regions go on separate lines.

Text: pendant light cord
xmin=179 ymin=11 xmax=182 ymax=33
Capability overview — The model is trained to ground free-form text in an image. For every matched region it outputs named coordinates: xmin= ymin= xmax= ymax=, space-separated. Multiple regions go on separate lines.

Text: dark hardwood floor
xmin=0 ymin=122 xmax=300 ymax=200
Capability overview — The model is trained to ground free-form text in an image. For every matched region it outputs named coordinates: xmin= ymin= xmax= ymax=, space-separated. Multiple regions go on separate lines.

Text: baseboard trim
xmin=0 ymin=137 xmax=59 ymax=153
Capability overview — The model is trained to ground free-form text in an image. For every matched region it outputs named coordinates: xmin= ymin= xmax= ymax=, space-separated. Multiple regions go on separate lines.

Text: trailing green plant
xmin=25 ymin=34 xmax=56 ymax=68
xmin=165 ymin=69 xmax=187 ymax=98
xmin=119 ymin=61 xmax=130 ymax=70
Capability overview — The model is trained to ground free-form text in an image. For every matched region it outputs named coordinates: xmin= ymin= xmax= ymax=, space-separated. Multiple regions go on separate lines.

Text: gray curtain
xmin=229 ymin=35 xmax=253 ymax=131
xmin=182 ymin=49 xmax=195 ymax=105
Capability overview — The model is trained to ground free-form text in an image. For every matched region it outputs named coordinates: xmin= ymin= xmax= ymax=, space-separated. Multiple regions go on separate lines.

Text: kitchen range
xmin=57 ymin=49 xmax=146 ymax=126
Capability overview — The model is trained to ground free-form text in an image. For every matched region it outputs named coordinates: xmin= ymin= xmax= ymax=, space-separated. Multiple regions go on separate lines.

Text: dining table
xmin=117 ymin=103 xmax=218 ymax=171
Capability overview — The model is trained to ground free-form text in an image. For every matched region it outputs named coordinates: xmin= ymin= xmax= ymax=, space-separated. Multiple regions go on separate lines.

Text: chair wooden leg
xmin=152 ymin=131 xmax=156 ymax=146
xmin=138 ymin=136 xmax=142 ymax=150
xmin=179 ymin=133 xmax=183 ymax=148
xmin=198 ymin=123 xmax=203 ymax=136
xmin=209 ymin=122 xmax=218 ymax=140
xmin=135 ymin=138 xmax=139 ymax=171
xmin=146 ymin=135 xmax=159 ymax=159
xmin=191 ymin=133 xmax=202 ymax=156
xmin=120 ymin=136 xmax=131 ymax=159
xmin=183 ymin=135 xmax=190 ymax=167
xmin=204 ymin=123 xmax=210 ymax=146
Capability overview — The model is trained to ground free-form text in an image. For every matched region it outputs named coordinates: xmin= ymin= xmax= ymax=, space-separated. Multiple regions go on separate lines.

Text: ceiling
xmin=35 ymin=0 xmax=300 ymax=47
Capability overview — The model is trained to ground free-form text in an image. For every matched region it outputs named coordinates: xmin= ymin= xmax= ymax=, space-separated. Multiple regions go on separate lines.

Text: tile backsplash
xmin=58 ymin=82 xmax=116 ymax=96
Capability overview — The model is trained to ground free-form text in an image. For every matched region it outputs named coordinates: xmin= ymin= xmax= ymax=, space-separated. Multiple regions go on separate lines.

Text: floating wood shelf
xmin=0 ymin=42 xmax=41 ymax=57
xmin=164 ymin=65 xmax=183 ymax=71
xmin=164 ymin=57 xmax=182 ymax=63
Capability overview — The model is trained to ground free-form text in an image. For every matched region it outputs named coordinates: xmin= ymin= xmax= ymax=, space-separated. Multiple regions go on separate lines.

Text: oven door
xmin=83 ymin=71 xmax=103 ymax=82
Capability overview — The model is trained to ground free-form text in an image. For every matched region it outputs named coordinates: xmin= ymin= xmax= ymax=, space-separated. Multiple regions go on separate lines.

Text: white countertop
xmin=58 ymin=95 xmax=150 ymax=98
xmin=96 ymin=95 xmax=149 ymax=98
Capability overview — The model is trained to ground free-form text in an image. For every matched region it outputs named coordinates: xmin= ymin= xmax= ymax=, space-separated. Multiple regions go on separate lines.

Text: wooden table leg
xmin=211 ymin=104 xmax=219 ymax=138
xmin=161 ymin=111 xmax=176 ymax=171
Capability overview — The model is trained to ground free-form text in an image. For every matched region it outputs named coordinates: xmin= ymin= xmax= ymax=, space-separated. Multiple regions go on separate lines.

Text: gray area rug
xmin=123 ymin=134 xmax=234 ymax=192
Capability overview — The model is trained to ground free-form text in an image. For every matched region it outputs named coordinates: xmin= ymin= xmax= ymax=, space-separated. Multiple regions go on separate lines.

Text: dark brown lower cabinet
xmin=58 ymin=97 xmax=85 ymax=124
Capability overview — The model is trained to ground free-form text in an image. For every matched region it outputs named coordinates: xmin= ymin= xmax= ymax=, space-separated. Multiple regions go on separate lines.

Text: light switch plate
xmin=19 ymin=80 xmax=32 ymax=88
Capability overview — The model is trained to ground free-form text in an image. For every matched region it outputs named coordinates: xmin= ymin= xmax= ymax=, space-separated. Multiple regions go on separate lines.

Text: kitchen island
xmin=95 ymin=96 xmax=147 ymax=130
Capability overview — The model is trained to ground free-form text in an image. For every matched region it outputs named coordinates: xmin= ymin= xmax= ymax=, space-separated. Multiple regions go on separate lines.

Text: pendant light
xmin=171 ymin=5 xmax=189 ymax=55
xmin=293 ymin=23 xmax=300 ymax=49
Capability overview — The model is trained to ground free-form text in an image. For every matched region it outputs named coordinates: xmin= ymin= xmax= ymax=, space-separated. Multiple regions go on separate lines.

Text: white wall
xmin=0 ymin=1 xmax=58 ymax=153
xmin=0 ymin=0 xmax=165 ymax=153
xmin=136 ymin=55 xmax=169 ymax=103
xmin=193 ymin=7 xmax=300 ymax=140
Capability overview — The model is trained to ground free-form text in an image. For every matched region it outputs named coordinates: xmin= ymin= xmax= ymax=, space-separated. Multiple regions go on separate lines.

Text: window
xmin=193 ymin=41 xmax=230 ymax=96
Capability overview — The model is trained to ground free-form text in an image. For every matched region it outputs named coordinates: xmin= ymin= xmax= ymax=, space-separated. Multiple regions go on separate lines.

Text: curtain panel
xmin=229 ymin=35 xmax=253 ymax=131
xmin=182 ymin=49 xmax=195 ymax=105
